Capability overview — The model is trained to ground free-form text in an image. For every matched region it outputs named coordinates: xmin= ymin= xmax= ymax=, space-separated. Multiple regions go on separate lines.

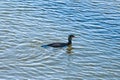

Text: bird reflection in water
xmin=66 ymin=44 xmax=73 ymax=54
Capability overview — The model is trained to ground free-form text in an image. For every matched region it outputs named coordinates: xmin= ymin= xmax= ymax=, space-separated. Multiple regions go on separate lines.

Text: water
xmin=0 ymin=0 xmax=120 ymax=80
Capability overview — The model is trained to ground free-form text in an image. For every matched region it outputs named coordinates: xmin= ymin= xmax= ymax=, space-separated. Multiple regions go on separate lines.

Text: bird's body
xmin=41 ymin=34 xmax=75 ymax=48
xmin=46 ymin=43 xmax=68 ymax=47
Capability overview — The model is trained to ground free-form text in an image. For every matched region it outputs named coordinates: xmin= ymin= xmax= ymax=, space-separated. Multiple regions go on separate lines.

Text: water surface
xmin=0 ymin=0 xmax=120 ymax=80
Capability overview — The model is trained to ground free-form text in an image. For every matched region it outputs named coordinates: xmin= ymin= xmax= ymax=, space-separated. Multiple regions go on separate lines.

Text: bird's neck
xmin=68 ymin=38 xmax=72 ymax=45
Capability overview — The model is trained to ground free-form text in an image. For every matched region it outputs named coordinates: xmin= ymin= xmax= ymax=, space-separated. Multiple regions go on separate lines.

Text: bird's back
xmin=47 ymin=43 xmax=68 ymax=47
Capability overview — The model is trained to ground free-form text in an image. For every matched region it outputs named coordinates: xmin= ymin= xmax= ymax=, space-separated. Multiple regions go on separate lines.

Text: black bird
xmin=41 ymin=34 xmax=75 ymax=47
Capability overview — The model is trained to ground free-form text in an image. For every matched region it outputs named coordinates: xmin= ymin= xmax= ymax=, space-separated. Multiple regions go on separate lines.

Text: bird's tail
xmin=41 ymin=45 xmax=48 ymax=48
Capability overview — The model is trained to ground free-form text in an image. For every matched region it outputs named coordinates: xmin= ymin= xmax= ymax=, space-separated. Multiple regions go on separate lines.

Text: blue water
xmin=0 ymin=0 xmax=120 ymax=80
